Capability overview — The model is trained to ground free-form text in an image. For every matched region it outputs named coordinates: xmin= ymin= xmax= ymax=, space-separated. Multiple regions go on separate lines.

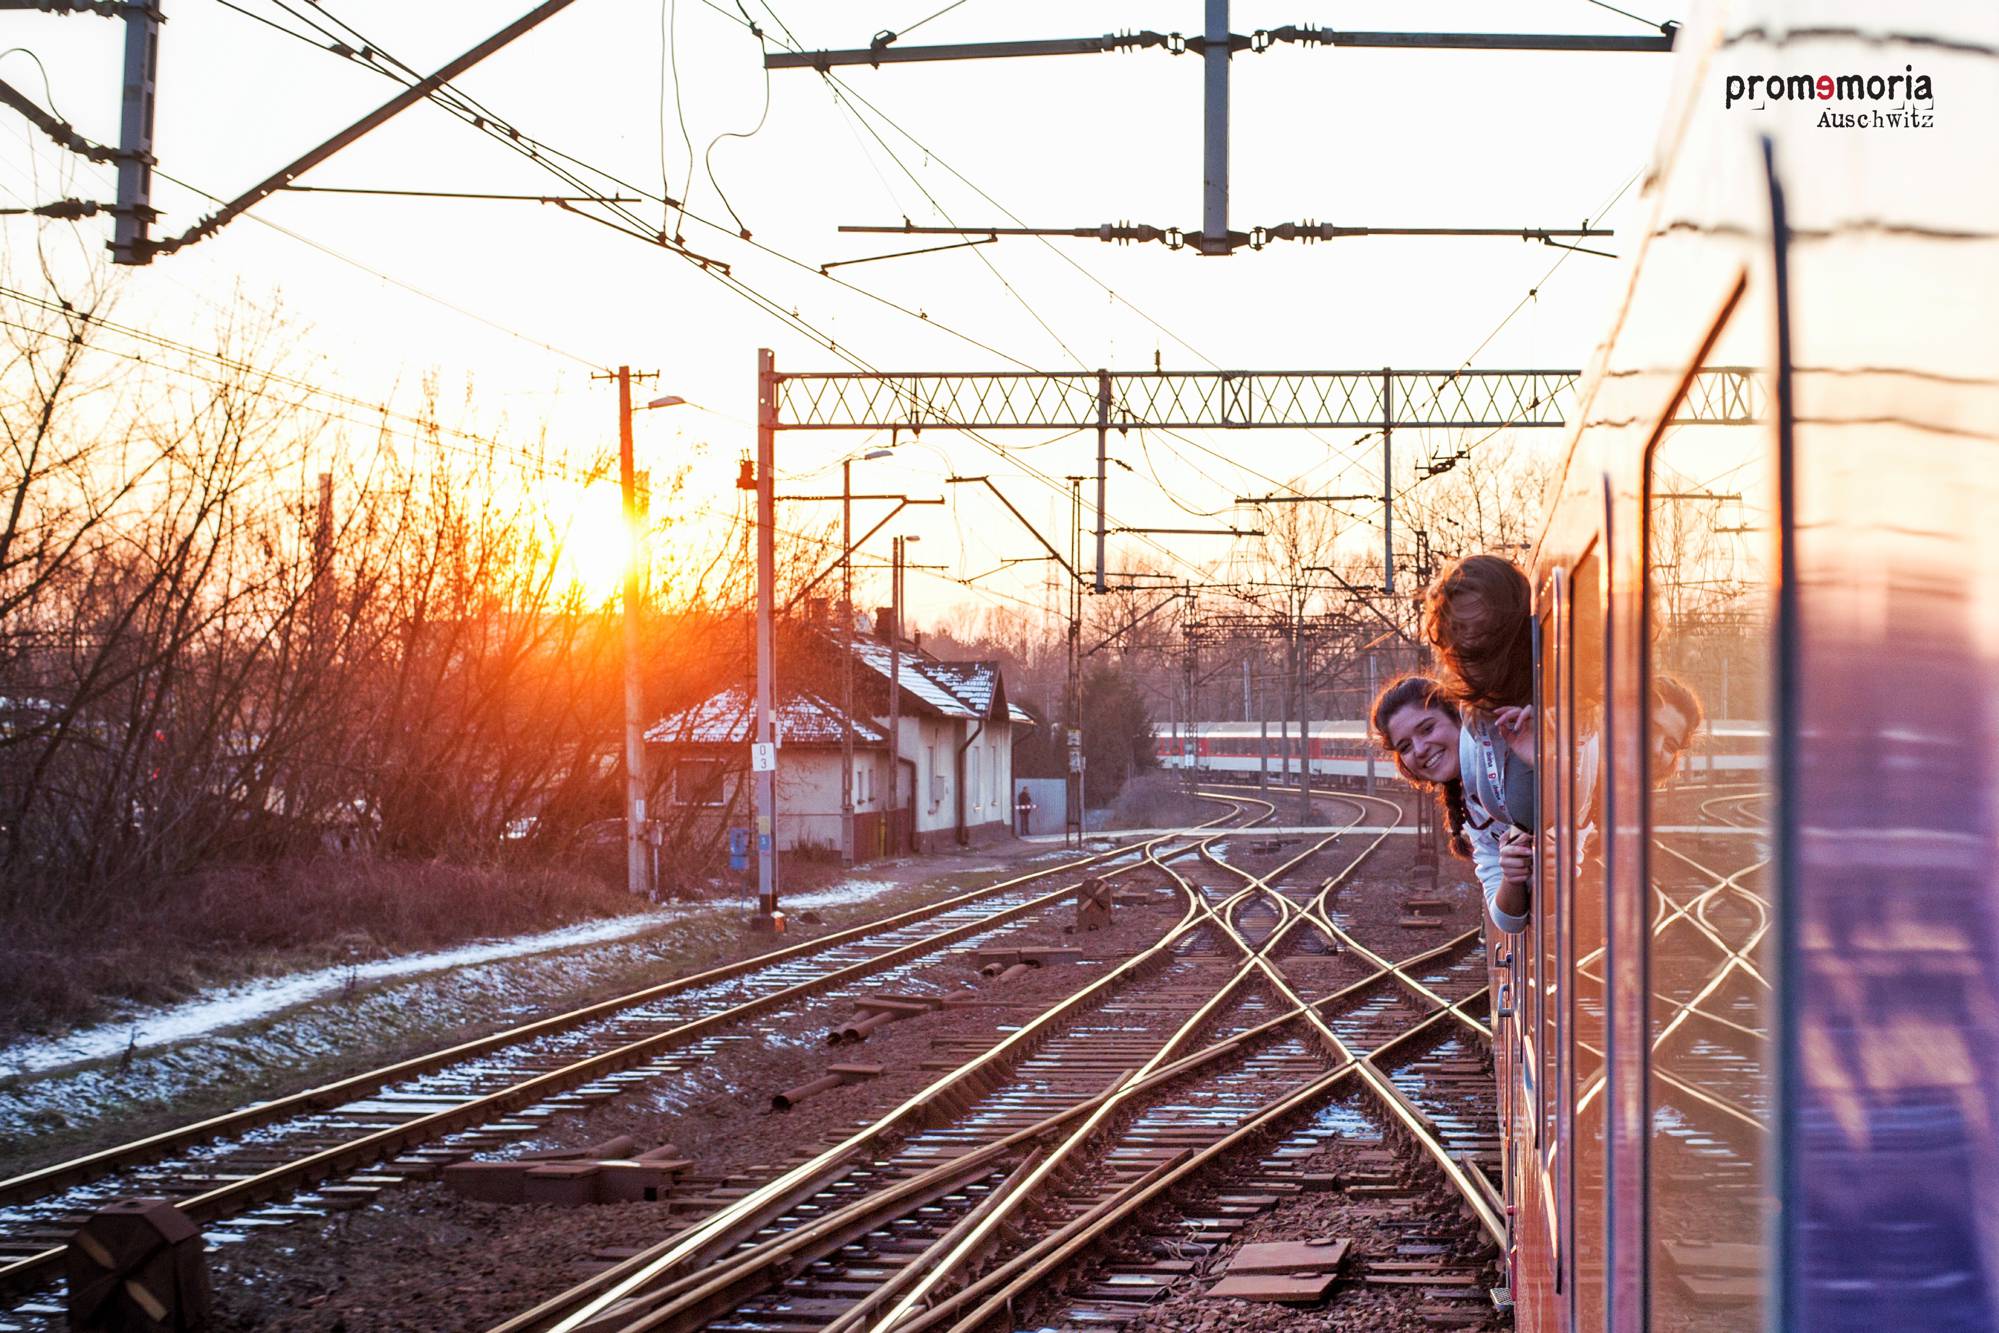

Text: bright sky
xmin=1 ymin=0 xmax=1686 ymax=618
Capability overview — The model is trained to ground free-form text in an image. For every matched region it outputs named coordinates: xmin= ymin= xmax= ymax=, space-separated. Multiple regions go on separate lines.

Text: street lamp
xmin=620 ymin=380 xmax=689 ymax=900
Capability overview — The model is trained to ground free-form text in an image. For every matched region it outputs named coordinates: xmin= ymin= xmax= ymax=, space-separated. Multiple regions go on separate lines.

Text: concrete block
xmin=524 ymin=1163 xmax=602 ymax=1206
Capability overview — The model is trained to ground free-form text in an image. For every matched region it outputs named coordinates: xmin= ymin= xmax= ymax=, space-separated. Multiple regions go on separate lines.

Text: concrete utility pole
xmin=605 ymin=366 xmax=658 ymax=899
xmin=753 ymin=349 xmax=781 ymax=929
xmin=599 ymin=367 xmax=678 ymax=899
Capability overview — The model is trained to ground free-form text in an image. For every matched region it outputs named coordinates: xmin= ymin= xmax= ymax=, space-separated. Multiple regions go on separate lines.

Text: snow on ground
xmin=0 ymin=874 xmax=917 ymax=1081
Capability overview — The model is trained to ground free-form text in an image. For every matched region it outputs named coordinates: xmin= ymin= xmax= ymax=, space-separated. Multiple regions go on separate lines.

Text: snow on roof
xmin=654 ymin=636 xmax=1031 ymax=743
xmin=925 ymin=660 xmax=997 ymax=713
xmin=849 ymin=638 xmax=977 ymax=718
xmin=647 ymin=685 xmax=887 ymax=746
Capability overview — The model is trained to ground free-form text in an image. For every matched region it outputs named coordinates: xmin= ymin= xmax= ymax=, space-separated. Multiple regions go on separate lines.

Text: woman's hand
xmin=1494 ymin=828 xmax=1534 ymax=923
xmin=1493 ymin=704 xmax=1536 ymax=766
xmin=1498 ymin=827 xmax=1534 ymax=885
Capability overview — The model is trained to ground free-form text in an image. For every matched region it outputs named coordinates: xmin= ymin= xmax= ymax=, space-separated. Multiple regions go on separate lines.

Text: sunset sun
xmin=543 ymin=480 xmax=630 ymax=602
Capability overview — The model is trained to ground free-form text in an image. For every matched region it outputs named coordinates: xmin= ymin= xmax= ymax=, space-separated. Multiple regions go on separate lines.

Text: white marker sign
xmin=751 ymin=742 xmax=778 ymax=772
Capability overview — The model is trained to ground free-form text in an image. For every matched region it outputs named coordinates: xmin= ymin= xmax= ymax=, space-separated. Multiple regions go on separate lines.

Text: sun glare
xmin=543 ymin=481 xmax=631 ymax=602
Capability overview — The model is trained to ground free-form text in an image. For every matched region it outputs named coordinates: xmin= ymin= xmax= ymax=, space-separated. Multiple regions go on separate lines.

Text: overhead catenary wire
xmin=206 ymin=0 xmax=1232 ymax=589
xmin=210 ymin=0 xmax=1044 ymax=370
xmin=0 ymin=286 xmax=602 ymax=483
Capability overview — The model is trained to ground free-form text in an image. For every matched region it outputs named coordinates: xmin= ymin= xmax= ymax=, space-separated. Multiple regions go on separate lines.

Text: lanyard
xmin=1474 ymin=715 xmax=1508 ymax=813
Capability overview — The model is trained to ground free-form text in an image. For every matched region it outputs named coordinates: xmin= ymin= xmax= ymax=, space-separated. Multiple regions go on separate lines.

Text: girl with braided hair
xmin=1370 ymin=674 xmax=1530 ymax=935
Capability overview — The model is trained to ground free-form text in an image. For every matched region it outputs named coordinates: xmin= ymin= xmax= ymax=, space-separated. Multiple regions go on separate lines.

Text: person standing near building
xmin=1015 ymin=786 xmax=1035 ymax=836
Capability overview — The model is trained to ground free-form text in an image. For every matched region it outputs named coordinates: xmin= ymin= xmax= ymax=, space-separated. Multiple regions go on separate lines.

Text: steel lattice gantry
xmin=766 ymin=367 xmax=1762 ymax=432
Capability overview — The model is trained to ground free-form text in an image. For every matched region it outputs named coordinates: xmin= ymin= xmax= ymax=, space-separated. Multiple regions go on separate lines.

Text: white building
xmin=648 ymin=629 xmax=1031 ymax=858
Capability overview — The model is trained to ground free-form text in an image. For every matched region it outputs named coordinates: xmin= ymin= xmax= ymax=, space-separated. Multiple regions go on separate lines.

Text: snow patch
xmin=0 ymin=910 xmax=695 ymax=1080
xmin=785 ymin=879 xmax=898 ymax=910
xmin=0 ymin=869 xmax=925 ymax=1082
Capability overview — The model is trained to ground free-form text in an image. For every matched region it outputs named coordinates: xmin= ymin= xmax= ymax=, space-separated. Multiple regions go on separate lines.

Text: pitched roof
xmin=646 ymin=685 xmax=887 ymax=747
xmin=849 ymin=638 xmax=976 ymax=718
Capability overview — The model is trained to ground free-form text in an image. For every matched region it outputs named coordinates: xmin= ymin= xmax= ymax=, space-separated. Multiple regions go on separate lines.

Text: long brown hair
xmin=1369 ymin=675 xmax=1473 ymax=861
xmin=1421 ymin=553 xmax=1532 ymax=712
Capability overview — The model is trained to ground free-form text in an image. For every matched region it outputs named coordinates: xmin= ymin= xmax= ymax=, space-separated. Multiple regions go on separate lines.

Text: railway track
xmin=492 ymin=788 xmax=1513 ymax=1333
xmin=0 ymin=805 xmax=1268 ymax=1318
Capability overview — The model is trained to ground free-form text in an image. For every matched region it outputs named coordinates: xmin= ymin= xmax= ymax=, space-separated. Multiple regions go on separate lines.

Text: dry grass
xmin=0 ymin=858 xmax=638 ymax=1044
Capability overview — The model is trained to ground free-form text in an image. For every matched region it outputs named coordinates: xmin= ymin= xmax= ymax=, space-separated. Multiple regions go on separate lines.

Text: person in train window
xmin=1370 ymin=675 xmax=1531 ymax=935
xmin=1419 ymin=555 xmax=1537 ymax=926
xmin=1650 ymin=672 xmax=1705 ymax=784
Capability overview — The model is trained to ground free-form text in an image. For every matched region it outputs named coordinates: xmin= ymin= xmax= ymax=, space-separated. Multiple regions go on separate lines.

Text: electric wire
xmin=151 ymin=167 xmax=605 ymax=371
xmin=893 ymin=0 xmax=972 ymax=41
xmin=1580 ymin=0 xmax=1671 ymax=32
xmin=664 ymin=0 xmax=696 ymax=239
xmin=0 ymin=285 xmax=600 ymax=482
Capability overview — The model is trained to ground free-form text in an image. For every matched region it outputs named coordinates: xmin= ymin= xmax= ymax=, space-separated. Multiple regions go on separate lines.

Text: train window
xmin=1568 ymin=544 xmax=1608 ymax=1323
xmin=1533 ymin=583 xmax=1562 ymax=1160
xmin=1534 ymin=567 xmax=1569 ymax=1287
xmin=1645 ymin=388 xmax=1775 ymax=1324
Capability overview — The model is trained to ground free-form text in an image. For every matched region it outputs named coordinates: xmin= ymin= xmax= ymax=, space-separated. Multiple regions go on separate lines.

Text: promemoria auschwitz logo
xmin=1725 ymin=65 xmax=1936 ymax=128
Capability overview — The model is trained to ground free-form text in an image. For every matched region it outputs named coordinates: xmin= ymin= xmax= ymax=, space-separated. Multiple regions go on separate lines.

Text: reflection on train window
xmin=1535 ymin=585 xmax=1563 ymax=1166
xmin=1646 ymin=422 xmax=1774 ymax=1327
xmin=1568 ymin=547 xmax=1607 ymax=1323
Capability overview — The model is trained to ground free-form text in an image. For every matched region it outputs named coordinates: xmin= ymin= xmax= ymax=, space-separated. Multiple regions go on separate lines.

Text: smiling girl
xmin=1370 ymin=675 xmax=1531 ymax=934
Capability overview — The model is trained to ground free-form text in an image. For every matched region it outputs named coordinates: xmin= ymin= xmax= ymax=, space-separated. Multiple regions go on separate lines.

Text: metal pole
xmin=1200 ymin=0 xmax=1230 ymax=255
xmin=617 ymin=367 xmax=648 ymax=899
xmin=840 ymin=459 xmax=855 ymax=866
xmin=1296 ymin=615 xmax=1312 ymax=825
xmin=1067 ymin=479 xmax=1083 ymax=839
xmin=1365 ymin=650 xmax=1378 ymax=796
xmin=110 ymin=1 xmax=160 ymax=265
xmin=1382 ymin=366 xmax=1395 ymax=594
xmin=1183 ymin=583 xmax=1196 ymax=794
xmin=1094 ymin=369 xmax=1110 ymax=592
xmin=1257 ymin=670 xmax=1268 ymax=793
xmin=753 ymin=349 xmax=781 ymax=928
xmin=888 ymin=536 xmax=902 ymax=854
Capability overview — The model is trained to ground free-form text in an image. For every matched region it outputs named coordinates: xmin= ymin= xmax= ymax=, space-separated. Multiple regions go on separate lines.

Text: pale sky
xmin=1 ymin=0 xmax=1686 ymax=618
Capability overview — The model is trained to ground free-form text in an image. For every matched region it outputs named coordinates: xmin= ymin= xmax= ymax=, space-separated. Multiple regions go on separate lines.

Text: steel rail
xmin=0 ymin=832 xmax=1180 ymax=1208
xmin=868 ymin=803 xmax=1376 ymax=1329
xmin=530 ymin=794 xmax=1279 ymax=1333
xmin=0 ymin=817 xmax=1247 ymax=1300
xmin=1197 ymin=792 xmax=1507 ymax=1249
xmin=495 ymin=924 xmax=1483 ymax=1333
xmin=893 ymin=1000 xmax=1488 ymax=1333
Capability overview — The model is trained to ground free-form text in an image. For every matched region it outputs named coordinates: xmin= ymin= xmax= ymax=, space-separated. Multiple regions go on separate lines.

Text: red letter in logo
xmin=1817 ymin=74 xmax=1833 ymax=99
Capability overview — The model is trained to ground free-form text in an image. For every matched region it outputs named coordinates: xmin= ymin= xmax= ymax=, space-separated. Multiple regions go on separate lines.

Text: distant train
xmin=1152 ymin=720 xmax=1765 ymax=784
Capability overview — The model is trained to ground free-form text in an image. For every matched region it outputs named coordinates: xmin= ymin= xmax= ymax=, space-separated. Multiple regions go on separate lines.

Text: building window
xmin=672 ymin=759 xmax=727 ymax=807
